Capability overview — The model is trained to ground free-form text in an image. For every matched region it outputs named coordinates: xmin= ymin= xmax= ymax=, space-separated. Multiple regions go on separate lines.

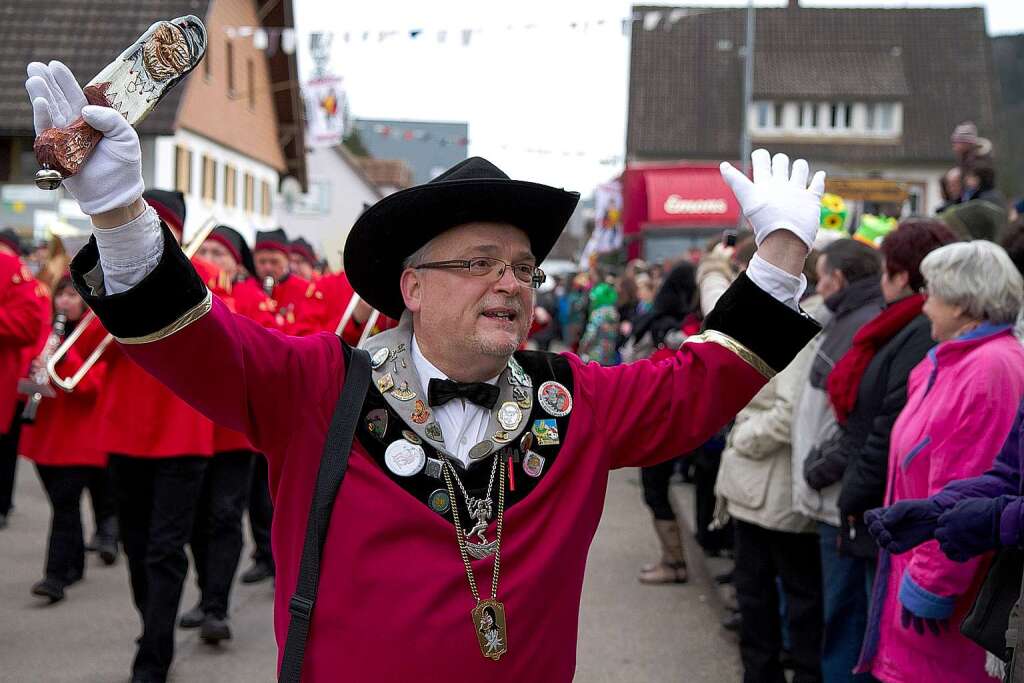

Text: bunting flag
xmin=225 ymin=9 xmax=710 ymax=54
xmin=304 ymin=75 xmax=347 ymax=148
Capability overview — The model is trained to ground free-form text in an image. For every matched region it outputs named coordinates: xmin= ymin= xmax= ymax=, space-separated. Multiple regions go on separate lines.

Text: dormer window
xmin=750 ymin=100 xmax=902 ymax=140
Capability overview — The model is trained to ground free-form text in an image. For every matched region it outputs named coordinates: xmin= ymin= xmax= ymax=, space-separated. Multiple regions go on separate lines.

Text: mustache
xmin=476 ymin=299 xmax=526 ymax=315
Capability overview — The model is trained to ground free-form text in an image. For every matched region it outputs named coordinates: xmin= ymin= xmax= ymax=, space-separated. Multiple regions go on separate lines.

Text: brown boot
xmin=638 ymin=519 xmax=688 ymax=584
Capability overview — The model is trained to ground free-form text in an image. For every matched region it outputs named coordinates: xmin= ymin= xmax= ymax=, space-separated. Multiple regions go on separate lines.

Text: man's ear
xmin=400 ymin=268 xmax=423 ymax=313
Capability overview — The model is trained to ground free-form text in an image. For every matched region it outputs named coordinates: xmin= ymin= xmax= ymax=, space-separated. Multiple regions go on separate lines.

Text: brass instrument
xmin=18 ymin=312 xmax=67 ymax=422
xmin=334 ymin=293 xmax=362 ymax=337
xmin=46 ymin=217 xmax=218 ymax=391
xmin=262 ymin=275 xmax=275 ymax=297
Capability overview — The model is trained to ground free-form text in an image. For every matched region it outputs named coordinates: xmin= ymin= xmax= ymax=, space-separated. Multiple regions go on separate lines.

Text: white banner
xmin=303 ymin=76 xmax=347 ymax=148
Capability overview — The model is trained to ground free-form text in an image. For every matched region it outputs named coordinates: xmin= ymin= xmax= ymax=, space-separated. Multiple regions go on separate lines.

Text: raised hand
xmin=720 ymin=149 xmax=825 ymax=250
xmin=25 ymin=60 xmax=144 ymax=216
xmin=864 ymin=498 xmax=945 ymax=554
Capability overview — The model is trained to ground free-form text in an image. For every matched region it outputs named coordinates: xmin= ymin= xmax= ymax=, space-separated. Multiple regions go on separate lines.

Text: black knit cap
xmin=254 ymin=228 xmax=290 ymax=255
xmin=143 ymin=189 xmax=186 ymax=234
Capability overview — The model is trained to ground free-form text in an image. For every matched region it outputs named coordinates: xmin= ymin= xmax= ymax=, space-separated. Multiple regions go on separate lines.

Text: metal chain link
xmin=442 ymin=457 xmax=506 ymax=603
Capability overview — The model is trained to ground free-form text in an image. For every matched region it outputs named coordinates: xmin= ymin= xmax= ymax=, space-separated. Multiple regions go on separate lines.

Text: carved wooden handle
xmin=33 ymin=85 xmax=112 ymax=178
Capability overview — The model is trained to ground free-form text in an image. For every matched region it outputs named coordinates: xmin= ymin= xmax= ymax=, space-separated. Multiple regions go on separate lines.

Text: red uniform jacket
xmin=0 ymin=253 xmax=48 ymax=431
xmin=20 ymin=320 xmax=108 ymax=467
xmin=73 ymin=229 xmax=819 ymax=682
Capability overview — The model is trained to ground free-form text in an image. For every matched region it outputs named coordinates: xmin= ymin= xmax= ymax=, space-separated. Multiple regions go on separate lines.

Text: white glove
xmin=720 ymin=149 xmax=825 ymax=250
xmin=25 ymin=60 xmax=144 ymax=216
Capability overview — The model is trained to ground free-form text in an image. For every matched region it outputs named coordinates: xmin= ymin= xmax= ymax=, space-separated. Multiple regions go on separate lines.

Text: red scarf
xmin=827 ymin=294 xmax=925 ymax=425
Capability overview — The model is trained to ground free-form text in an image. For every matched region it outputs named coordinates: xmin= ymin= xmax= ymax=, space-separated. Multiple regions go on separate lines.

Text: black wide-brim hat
xmin=344 ymin=156 xmax=580 ymax=319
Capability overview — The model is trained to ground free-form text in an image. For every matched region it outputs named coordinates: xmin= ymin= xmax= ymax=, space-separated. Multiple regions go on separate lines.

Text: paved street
xmin=0 ymin=461 xmax=739 ymax=682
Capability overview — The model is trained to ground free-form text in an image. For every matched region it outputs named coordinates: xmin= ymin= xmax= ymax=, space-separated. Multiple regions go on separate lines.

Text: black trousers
xmin=0 ymin=403 xmax=24 ymax=515
xmin=190 ymin=450 xmax=253 ymax=618
xmin=692 ymin=447 xmax=733 ymax=553
xmin=247 ymin=455 xmax=274 ymax=568
xmin=640 ymin=458 xmax=678 ymax=521
xmin=110 ymin=454 xmax=206 ymax=682
xmin=734 ymin=519 xmax=824 ymax=683
xmin=36 ymin=464 xmax=107 ymax=584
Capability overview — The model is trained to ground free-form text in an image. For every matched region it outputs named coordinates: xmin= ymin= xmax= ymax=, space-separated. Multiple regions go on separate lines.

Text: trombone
xmin=47 ymin=217 xmax=219 ymax=392
xmin=333 ymin=292 xmax=382 ymax=347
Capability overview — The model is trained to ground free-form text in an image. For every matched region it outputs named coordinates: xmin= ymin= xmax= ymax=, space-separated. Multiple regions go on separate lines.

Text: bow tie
xmin=427 ymin=378 xmax=500 ymax=409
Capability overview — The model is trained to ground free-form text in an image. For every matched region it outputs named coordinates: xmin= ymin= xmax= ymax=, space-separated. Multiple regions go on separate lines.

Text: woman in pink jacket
xmin=857 ymin=241 xmax=1024 ymax=682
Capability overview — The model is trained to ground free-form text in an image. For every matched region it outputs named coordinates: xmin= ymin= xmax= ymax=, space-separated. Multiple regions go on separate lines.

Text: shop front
xmin=622 ymin=162 xmax=741 ymax=263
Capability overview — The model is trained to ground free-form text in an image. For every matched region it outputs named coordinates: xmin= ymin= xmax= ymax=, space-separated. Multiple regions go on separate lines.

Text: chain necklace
xmin=442 ymin=457 xmax=508 ymax=660
xmin=448 ymin=454 xmax=500 ymax=559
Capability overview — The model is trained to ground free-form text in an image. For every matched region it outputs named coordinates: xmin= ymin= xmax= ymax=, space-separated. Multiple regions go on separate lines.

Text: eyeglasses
xmin=415 ymin=257 xmax=547 ymax=289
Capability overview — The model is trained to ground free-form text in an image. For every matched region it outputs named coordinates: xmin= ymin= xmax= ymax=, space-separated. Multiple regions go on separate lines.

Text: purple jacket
xmin=934 ymin=397 xmax=1024 ymax=547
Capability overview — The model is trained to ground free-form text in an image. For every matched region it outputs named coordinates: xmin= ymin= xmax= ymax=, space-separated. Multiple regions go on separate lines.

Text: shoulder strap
xmin=278 ymin=344 xmax=372 ymax=683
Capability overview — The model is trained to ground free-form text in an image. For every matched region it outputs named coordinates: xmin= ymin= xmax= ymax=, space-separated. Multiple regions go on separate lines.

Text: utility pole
xmin=740 ymin=0 xmax=755 ymax=178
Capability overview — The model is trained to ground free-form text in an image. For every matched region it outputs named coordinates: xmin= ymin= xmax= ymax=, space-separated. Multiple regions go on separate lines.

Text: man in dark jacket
xmin=795 ymin=238 xmax=883 ymax=683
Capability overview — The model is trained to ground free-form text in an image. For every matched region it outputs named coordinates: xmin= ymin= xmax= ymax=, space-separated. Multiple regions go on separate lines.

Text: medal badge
xmin=424 ymin=457 xmax=444 ymax=480
xmin=522 ymin=451 xmax=546 ymax=478
xmin=371 ymin=347 xmax=390 ymax=369
xmin=411 ymin=399 xmax=430 ymax=424
xmin=472 ymin=599 xmax=509 ymax=661
xmin=428 ymin=488 xmax=451 ymax=514
xmin=506 ymin=357 xmax=532 ymax=387
xmin=496 ymin=401 xmax=523 ymax=432
xmin=401 ymin=430 xmax=422 ymax=445
xmin=532 ymin=419 xmax=560 ymax=446
xmin=424 ymin=421 xmax=444 ymax=442
xmin=469 ymin=440 xmax=493 ymax=460
xmin=384 ymin=439 xmax=426 ymax=477
xmin=492 ymin=430 xmax=513 ymax=444
xmin=376 ymin=373 xmax=395 ymax=394
xmin=520 ymin=432 xmax=535 ymax=452
xmin=365 ymin=409 xmax=389 ymax=440
xmin=390 ymin=381 xmax=416 ymax=401
xmin=512 ymin=386 xmax=532 ymax=409
xmin=537 ymin=381 xmax=572 ymax=417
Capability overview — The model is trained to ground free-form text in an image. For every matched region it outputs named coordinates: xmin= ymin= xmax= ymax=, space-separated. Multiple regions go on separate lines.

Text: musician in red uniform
xmin=20 ymin=276 xmax=116 ymax=602
xmin=0 ymin=228 xmax=48 ymax=529
xmin=251 ymin=228 xmax=309 ymax=335
xmin=178 ymin=224 xmax=270 ymax=642
xmin=289 ymin=237 xmax=319 ymax=282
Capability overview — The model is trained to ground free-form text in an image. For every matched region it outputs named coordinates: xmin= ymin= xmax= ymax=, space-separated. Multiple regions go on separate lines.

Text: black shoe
xmin=179 ymin=603 xmax=206 ymax=629
xmin=721 ymin=609 xmax=742 ymax=632
xmin=714 ymin=570 xmax=734 ymax=585
xmin=31 ymin=578 xmax=65 ymax=603
xmin=241 ymin=560 xmax=274 ymax=584
xmin=200 ymin=616 xmax=232 ymax=644
xmin=97 ymin=539 xmax=118 ymax=566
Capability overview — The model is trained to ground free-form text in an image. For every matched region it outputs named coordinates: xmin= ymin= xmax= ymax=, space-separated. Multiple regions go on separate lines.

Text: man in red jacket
xmin=0 ymin=228 xmax=48 ymax=529
xmin=35 ymin=57 xmax=825 ymax=683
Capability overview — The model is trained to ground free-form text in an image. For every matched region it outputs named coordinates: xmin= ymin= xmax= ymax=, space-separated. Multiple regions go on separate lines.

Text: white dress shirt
xmin=411 ymin=336 xmax=498 ymax=468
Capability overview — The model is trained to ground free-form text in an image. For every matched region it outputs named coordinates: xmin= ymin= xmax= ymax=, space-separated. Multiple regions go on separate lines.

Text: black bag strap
xmin=278 ymin=346 xmax=372 ymax=683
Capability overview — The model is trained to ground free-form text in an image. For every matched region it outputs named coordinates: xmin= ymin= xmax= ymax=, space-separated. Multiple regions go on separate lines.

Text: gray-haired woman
xmin=858 ymin=241 xmax=1024 ymax=682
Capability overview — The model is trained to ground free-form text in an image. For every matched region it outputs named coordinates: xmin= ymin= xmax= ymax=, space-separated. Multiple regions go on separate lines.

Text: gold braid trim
xmin=684 ymin=330 xmax=775 ymax=380
xmin=116 ymin=289 xmax=213 ymax=345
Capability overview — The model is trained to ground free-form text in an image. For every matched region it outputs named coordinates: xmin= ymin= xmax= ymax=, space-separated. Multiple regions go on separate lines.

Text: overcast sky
xmin=292 ymin=1 xmax=1024 ymax=197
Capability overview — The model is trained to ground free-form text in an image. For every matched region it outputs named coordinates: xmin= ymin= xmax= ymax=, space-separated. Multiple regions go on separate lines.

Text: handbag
xmin=278 ymin=346 xmax=371 ymax=683
xmin=961 ymin=547 xmax=1024 ymax=661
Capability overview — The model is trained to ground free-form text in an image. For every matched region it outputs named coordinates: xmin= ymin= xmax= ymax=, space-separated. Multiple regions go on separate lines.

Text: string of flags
xmin=226 ymin=9 xmax=718 ymax=52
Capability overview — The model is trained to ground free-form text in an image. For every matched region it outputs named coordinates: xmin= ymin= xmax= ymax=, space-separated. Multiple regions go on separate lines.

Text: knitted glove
xmin=935 ymin=496 xmax=1012 ymax=563
xmin=900 ymin=605 xmax=948 ymax=637
xmin=25 ymin=60 xmax=144 ymax=215
xmin=720 ymin=149 xmax=825 ymax=250
xmin=865 ymin=498 xmax=945 ymax=554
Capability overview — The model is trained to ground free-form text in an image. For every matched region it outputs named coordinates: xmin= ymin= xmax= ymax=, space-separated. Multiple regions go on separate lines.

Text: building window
xmin=226 ymin=40 xmax=235 ymax=95
xmin=244 ymin=173 xmax=254 ymax=213
xmin=829 ymin=103 xmax=852 ymax=130
xmin=877 ymin=103 xmax=895 ymax=132
xmin=201 ymin=155 xmax=216 ymax=202
xmin=224 ymin=165 xmax=237 ymax=207
xmin=800 ymin=102 xmax=818 ymax=129
xmin=247 ymin=58 xmax=255 ymax=110
xmin=175 ymin=145 xmax=192 ymax=194
xmin=773 ymin=102 xmax=785 ymax=129
xmin=261 ymin=180 xmax=272 ymax=217
xmin=755 ymin=101 xmax=771 ymax=129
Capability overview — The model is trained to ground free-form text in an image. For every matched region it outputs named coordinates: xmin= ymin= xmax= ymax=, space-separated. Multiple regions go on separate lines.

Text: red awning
xmin=643 ymin=166 xmax=740 ymax=227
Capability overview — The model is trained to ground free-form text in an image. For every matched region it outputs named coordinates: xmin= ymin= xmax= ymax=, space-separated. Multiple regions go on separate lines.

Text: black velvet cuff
xmin=702 ymin=272 xmax=821 ymax=373
xmin=70 ymin=223 xmax=208 ymax=340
